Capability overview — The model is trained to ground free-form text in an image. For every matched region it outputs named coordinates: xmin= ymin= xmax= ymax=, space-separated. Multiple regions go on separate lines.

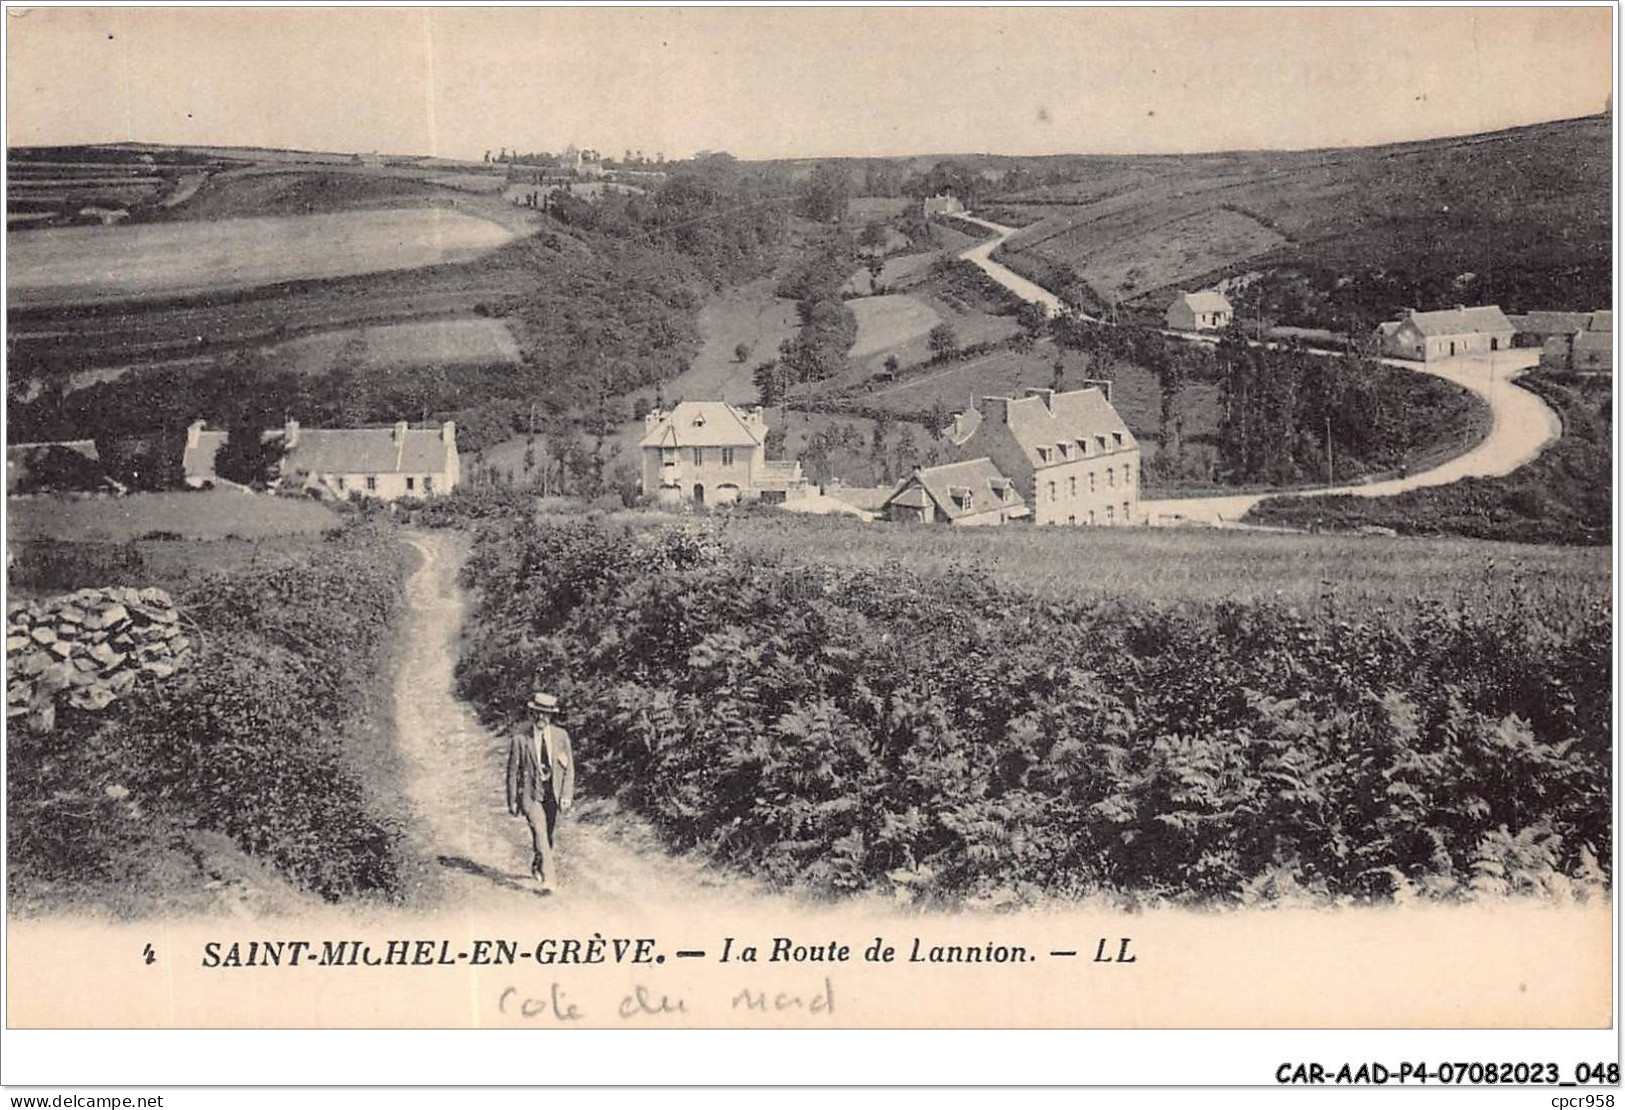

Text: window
xmin=424 ymin=474 xmax=434 ymax=493
xmin=1037 ymin=446 xmax=1052 ymax=464
xmin=1090 ymin=471 xmax=1096 ymax=492
xmin=1123 ymin=501 xmax=1130 ymax=522
xmin=1123 ymin=464 xmax=1131 ymax=487
xmin=1057 ymin=442 xmax=1071 ymax=459
xmin=1068 ymin=515 xmax=1076 ymax=525
xmin=1112 ymin=432 xmax=1124 ymax=448
xmin=1077 ymin=439 xmax=1090 ymax=456
xmin=662 ymin=447 xmax=677 ymax=464
xmin=406 ymin=476 xmax=416 ymax=492
xmin=1088 ymin=510 xmax=1096 ymax=525
xmin=1108 ymin=469 xmax=1116 ymax=488
xmin=1047 ymin=481 xmax=1056 ymax=502
xmin=693 ymin=447 xmax=705 ymax=466
xmin=722 ymin=447 xmax=735 ymax=466
xmin=365 ymin=476 xmax=377 ymax=492
xmin=1096 ymin=435 xmax=1107 ymax=451
xmin=1069 ymin=476 xmax=1077 ymax=497
xmin=336 ymin=476 xmax=346 ymax=491
xmin=1106 ymin=504 xmax=1115 ymax=525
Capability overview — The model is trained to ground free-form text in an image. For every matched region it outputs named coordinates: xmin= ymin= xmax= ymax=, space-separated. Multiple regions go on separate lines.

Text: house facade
xmin=183 ymin=419 xmax=461 ymax=500
xmin=1373 ymin=305 xmax=1516 ymax=362
xmin=638 ymin=401 xmax=805 ymax=505
xmin=1540 ymin=310 xmax=1613 ymax=372
xmin=946 ymin=386 xmax=1140 ymax=526
xmin=921 ymin=193 xmax=966 ymax=219
xmin=880 ymin=458 xmax=1028 ymax=525
xmin=1166 ymin=291 xmax=1234 ymax=331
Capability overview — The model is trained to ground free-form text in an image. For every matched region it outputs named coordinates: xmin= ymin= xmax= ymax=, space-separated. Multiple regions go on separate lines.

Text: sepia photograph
xmin=1 ymin=2 xmax=1617 ymax=1091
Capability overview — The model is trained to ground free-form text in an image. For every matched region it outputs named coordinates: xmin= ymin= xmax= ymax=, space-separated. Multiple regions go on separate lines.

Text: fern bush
xmin=459 ymin=516 xmax=1610 ymax=906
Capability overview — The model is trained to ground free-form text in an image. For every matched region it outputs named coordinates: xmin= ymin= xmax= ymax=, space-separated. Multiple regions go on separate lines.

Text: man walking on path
xmin=506 ymin=691 xmax=575 ymax=893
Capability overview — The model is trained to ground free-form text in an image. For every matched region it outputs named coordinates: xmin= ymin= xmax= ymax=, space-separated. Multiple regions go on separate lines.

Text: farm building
xmin=922 ymin=193 xmax=966 ymax=218
xmin=1373 ymin=305 xmax=1516 ymax=362
xmin=639 ymin=401 xmax=807 ymax=506
xmin=945 ymin=386 xmax=1141 ymax=527
xmin=1165 ymin=291 xmax=1234 ymax=331
xmin=183 ymin=419 xmax=461 ymax=500
xmin=1540 ymin=310 xmax=1613 ymax=372
xmin=6 ymin=440 xmax=118 ymax=495
xmin=880 ymin=458 xmax=1028 ymax=526
xmin=1508 ymin=310 xmax=1592 ymax=347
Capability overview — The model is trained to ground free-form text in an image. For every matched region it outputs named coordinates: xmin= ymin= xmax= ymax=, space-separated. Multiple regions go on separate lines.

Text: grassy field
xmin=270 ymin=316 xmax=522 ymax=375
xmin=993 ymin=114 xmax=1611 ymax=316
xmin=846 ymin=195 xmax=914 ymax=222
xmin=8 ymin=207 xmax=518 ymax=307
xmin=848 ymin=294 xmax=943 ymax=359
xmin=7 ymin=490 xmax=340 ymax=543
xmin=654 ymin=276 xmax=801 ymax=406
xmin=713 ymin=509 xmax=1610 ymax=622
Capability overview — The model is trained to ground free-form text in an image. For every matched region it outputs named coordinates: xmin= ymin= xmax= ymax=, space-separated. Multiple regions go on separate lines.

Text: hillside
xmin=986 ymin=114 xmax=1612 ymax=325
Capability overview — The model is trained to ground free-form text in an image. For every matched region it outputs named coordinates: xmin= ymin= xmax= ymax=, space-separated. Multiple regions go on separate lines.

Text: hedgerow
xmin=458 ymin=517 xmax=1610 ymax=906
xmin=9 ymin=524 xmax=413 ymax=906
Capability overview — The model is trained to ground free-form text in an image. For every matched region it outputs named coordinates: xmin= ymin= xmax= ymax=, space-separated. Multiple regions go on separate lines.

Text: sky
xmin=5 ymin=6 xmax=1615 ymax=160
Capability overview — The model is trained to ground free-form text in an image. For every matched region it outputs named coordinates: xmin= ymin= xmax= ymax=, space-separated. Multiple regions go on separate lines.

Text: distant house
xmin=921 ymin=193 xmax=966 ymax=219
xmin=1373 ymin=305 xmax=1515 ymax=361
xmin=945 ymin=386 xmax=1140 ymax=527
xmin=183 ymin=419 xmax=461 ymax=500
xmin=880 ymin=458 xmax=1027 ymax=525
xmin=1539 ymin=310 xmax=1614 ymax=373
xmin=1166 ymin=291 xmax=1234 ymax=331
xmin=638 ymin=401 xmax=805 ymax=505
xmin=6 ymin=440 xmax=120 ymax=496
xmin=350 ymin=151 xmax=385 ymax=166
xmin=1508 ymin=311 xmax=1592 ymax=348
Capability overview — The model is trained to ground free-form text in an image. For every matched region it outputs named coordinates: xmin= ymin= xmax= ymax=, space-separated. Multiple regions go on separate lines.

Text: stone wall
xmin=7 ymin=587 xmax=192 ymax=731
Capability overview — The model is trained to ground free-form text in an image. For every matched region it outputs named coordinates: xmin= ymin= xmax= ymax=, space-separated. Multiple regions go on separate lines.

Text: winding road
xmin=952 ymin=215 xmax=1564 ymax=525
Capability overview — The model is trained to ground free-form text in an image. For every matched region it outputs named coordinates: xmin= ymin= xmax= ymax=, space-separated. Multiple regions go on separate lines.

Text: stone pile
xmin=6 ymin=586 xmax=193 ymax=732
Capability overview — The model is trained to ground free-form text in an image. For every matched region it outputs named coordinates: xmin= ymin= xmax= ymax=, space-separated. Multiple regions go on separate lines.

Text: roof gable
xmin=1177 ymin=291 xmax=1233 ymax=314
xmin=885 ymin=457 xmax=1024 ymax=520
xmin=1001 ymin=388 xmax=1136 ymax=468
xmin=639 ymin=401 xmax=765 ymax=448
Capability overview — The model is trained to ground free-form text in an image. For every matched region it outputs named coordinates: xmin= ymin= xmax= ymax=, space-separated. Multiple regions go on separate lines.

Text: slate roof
xmin=883 ymin=457 xmax=1025 ymax=521
xmin=1572 ymin=330 xmax=1612 ymax=355
xmin=282 ymin=428 xmax=450 ymax=476
xmin=640 ymin=401 xmax=766 ymax=449
xmin=1404 ymin=306 xmax=1514 ymax=337
xmin=1587 ymin=310 xmax=1613 ymax=333
xmin=1176 ymin=291 xmax=1233 ymax=315
xmin=1000 ymin=388 xmax=1136 ymax=469
xmin=1509 ymin=311 xmax=1591 ymax=337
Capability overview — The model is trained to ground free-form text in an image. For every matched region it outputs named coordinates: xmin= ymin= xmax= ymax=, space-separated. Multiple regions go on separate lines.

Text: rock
xmin=89 ymin=642 xmax=125 ymax=669
xmin=37 ymin=663 xmax=74 ymax=693
xmin=111 ymin=633 xmax=135 ymax=648
xmin=7 ymin=636 xmax=29 ymax=653
xmin=57 ymin=606 xmax=86 ymax=625
xmin=8 ymin=683 xmax=31 ymax=705
xmin=69 ymin=667 xmax=101 ymax=687
xmin=29 ymin=704 xmax=55 ymax=732
xmin=68 ymin=686 xmax=116 ymax=711
xmin=29 ymin=626 xmax=56 ymax=645
xmin=99 ymin=604 xmax=129 ymax=627
xmin=140 ymin=660 xmax=177 ymax=679
xmin=107 ymin=669 xmax=138 ymax=695
xmin=48 ymin=641 xmax=74 ymax=659
xmin=170 ymin=636 xmax=192 ymax=654
xmin=55 ymin=624 xmax=81 ymax=639
xmin=72 ymin=655 xmax=99 ymax=673
xmin=138 ymin=587 xmax=170 ymax=605
xmin=18 ymin=652 xmax=51 ymax=676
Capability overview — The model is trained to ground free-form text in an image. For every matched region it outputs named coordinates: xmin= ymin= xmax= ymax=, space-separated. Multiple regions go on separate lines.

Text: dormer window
xmin=1095 ymin=435 xmax=1107 ymax=451
xmin=1037 ymin=446 xmax=1052 ymax=464
xmin=1057 ymin=442 xmax=1072 ymax=459
xmin=693 ymin=415 xmax=707 ymax=428
xmin=1112 ymin=432 xmax=1124 ymax=448
xmin=1077 ymin=438 xmax=1090 ymax=456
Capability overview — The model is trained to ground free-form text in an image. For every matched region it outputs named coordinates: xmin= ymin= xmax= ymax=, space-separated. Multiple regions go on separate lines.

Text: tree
xmin=1016 ymin=301 xmax=1049 ymax=337
xmin=734 ymin=342 xmax=752 ymax=364
xmin=928 ymin=322 xmax=960 ymax=362
xmin=800 ymin=162 xmax=851 ymax=223
xmin=883 ymin=354 xmax=901 ymax=377
xmin=753 ymin=359 xmax=790 ymax=406
xmin=214 ymin=415 xmax=285 ymax=488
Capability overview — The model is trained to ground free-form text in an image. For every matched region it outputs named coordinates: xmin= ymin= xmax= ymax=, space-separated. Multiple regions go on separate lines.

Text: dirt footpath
xmin=393 ymin=530 xmax=803 ymax=917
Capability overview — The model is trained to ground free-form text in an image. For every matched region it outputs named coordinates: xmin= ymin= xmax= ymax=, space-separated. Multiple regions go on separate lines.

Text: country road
xmin=954 ymin=213 xmax=1564 ymax=526
xmin=393 ymin=530 xmax=806 ymax=916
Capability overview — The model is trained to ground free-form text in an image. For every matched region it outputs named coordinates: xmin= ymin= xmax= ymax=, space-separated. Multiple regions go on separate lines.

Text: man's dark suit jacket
xmin=507 ymin=722 xmax=575 ymax=814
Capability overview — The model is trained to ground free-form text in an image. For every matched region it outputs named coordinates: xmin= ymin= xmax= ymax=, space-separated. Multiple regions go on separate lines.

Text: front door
xmin=693 ymin=483 xmax=705 ymax=504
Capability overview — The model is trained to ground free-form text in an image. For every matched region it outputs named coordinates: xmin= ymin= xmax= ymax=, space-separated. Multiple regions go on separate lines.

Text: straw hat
xmin=527 ymin=691 xmax=561 ymax=713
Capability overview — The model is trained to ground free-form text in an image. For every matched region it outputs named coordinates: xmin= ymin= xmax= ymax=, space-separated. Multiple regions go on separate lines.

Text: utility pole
xmin=1325 ymin=415 xmax=1333 ymax=488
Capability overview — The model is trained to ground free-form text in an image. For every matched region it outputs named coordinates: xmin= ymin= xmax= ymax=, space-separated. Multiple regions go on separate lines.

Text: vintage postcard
xmin=2 ymin=3 xmax=1616 ymax=1080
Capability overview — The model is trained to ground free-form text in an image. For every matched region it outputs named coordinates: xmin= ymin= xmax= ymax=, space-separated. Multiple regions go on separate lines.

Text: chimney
xmin=1080 ymin=378 xmax=1113 ymax=403
xmin=645 ymin=407 xmax=664 ymax=432
xmin=440 ymin=420 xmax=456 ymax=445
xmin=394 ymin=421 xmax=409 ymax=443
xmin=186 ymin=420 xmax=205 ymax=449
xmin=1024 ymin=387 xmax=1055 ymax=410
xmin=284 ymin=418 xmax=300 ymax=449
xmin=978 ymin=396 xmax=1010 ymax=424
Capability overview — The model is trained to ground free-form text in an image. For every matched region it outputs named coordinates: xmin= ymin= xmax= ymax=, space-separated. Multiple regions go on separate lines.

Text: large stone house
xmin=639 ymin=401 xmax=805 ymax=505
xmin=1165 ymin=291 xmax=1234 ymax=331
xmin=880 ymin=457 xmax=1028 ymax=525
xmin=1373 ymin=305 xmax=1516 ymax=362
xmin=943 ymin=386 xmax=1140 ymax=526
xmin=921 ymin=193 xmax=966 ymax=218
xmin=183 ymin=419 xmax=461 ymax=500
